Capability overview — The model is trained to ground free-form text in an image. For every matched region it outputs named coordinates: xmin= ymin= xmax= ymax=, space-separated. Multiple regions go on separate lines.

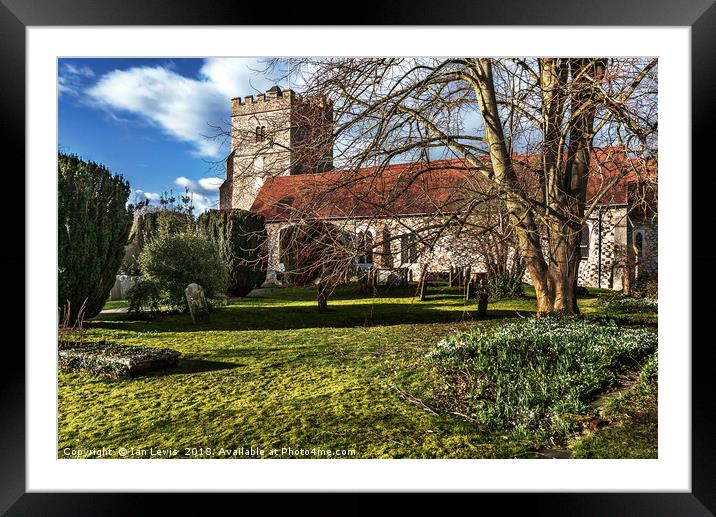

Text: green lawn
xmin=101 ymin=299 xmax=129 ymax=310
xmin=58 ymin=283 xmax=655 ymax=459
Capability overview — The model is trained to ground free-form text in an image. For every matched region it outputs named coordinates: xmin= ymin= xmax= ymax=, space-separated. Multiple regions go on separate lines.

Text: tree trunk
xmin=623 ymin=244 xmax=636 ymax=295
xmin=418 ymin=264 xmax=429 ymax=301
xmin=526 ymin=261 xmax=552 ymax=315
xmin=316 ymin=281 xmax=328 ymax=311
xmin=463 ymin=266 xmax=472 ymax=303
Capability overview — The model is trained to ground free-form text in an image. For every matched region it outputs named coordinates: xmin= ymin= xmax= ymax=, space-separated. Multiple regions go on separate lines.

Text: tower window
xmin=255 ymin=126 xmax=266 ymax=142
xmin=580 ymin=226 xmax=590 ymax=260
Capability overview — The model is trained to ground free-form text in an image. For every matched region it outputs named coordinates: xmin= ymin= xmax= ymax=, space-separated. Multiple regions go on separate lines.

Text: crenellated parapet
xmin=232 ymin=86 xmax=331 ymax=116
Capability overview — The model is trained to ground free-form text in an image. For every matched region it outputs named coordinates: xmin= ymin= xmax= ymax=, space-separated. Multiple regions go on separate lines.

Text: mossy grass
xmin=59 ymin=283 xmax=656 ymax=459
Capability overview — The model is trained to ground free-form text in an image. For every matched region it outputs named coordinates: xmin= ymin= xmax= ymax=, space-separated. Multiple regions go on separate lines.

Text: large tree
xmin=58 ymin=153 xmax=132 ymax=322
xmin=255 ymin=57 xmax=657 ymax=315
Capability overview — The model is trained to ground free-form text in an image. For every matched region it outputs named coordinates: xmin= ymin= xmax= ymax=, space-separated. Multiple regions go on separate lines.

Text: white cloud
xmin=172 ymin=176 xmax=224 ymax=213
xmin=187 ymin=192 xmax=217 ymax=214
xmin=197 ymin=177 xmax=223 ymax=192
xmin=174 ymin=176 xmax=193 ymax=189
xmin=128 ymin=189 xmax=161 ymax=206
xmin=128 ymin=185 xmax=216 ymax=214
xmin=174 ymin=175 xmax=223 ymax=195
xmin=84 ymin=58 xmax=275 ymax=159
xmin=65 ymin=63 xmax=95 ymax=78
xmin=59 ymin=62 xmax=96 ymax=97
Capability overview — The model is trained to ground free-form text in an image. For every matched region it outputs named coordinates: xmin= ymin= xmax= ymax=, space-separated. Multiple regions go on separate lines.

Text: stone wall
xmin=263 ymin=206 xmax=634 ymax=290
xmin=576 ymin=206 xmax=629 ymax=290
xmin=633 ymin=222 xmax=658 ymax=279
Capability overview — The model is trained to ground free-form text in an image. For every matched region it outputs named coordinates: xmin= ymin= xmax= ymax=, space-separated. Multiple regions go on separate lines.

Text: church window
xmin=635 ymin=230 xmax=645 ymax=258
xmin=357 ymin=231 xmax=373 ymax=265
xmin=401 ymin=233 xmax=418 ymax=264
xmin=580 ymin=226 xmax=590 ymax=260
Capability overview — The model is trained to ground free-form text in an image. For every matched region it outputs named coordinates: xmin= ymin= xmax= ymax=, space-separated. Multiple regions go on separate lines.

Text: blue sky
xmin=58 ymin=58 xmax=279 ymax=211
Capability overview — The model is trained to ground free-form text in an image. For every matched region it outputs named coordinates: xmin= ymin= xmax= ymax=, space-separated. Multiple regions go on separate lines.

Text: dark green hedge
xmin=196 ymin=209 xmax=267 ymax=297
xmin=58 ymin=153 xmax=132 ymax=322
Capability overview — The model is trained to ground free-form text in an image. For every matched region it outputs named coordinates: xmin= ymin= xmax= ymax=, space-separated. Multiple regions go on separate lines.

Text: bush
xmin=486 ymin=274 xmax=525 ymax=300
xmin=632 ymin=272 xmax=658 ymax=298
xmin=639 ymin=353 xmax=658 ymax=386
xmin=426 ymin=318 xmax=657 ymax=436
xmin=196 ymin=209 xmax=267 ymax=297
xmin=58 ymin=153 xmax=132 ymax=322
xmin=597 ymin=294 xmax=658 ymax=314
xmin=126 ymin=279 xmax=162 ymax=317
xmin=121 ymin=209 xmax=194 ymax=275
xmin=139 ymin=231 xmax=228 ymax=310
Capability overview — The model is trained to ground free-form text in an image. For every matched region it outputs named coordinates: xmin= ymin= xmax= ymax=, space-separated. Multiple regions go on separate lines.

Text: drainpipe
xmin=597 ymin=206 xmax=603 ymax=288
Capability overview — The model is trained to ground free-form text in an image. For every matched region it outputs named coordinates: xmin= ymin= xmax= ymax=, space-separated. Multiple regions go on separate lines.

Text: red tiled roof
xmin=250 ymin=153 xmax=653 ymax=222
xmin=251 ymin=159 xmax=483 ymax=221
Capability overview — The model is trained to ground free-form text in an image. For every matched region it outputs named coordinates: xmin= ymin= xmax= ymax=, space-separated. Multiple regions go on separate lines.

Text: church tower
xmin=219 ymin=86 xmax=333 ymax=211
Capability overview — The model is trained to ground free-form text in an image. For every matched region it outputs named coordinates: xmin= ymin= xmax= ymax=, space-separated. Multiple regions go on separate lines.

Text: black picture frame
xmin=3 ymin=0 xmax=713 ymax=514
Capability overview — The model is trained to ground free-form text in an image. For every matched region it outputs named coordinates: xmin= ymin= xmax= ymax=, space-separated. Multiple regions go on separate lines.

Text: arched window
xmin=255 ymin=126 xmax=266 ymax=142
xmin=364 ymin=232 xmax=373 ymax=264
xmin=580 ymin=225 xmax=590 ymax=260
xmin=635 ymin=230 xmax=645 ymax=258
xmin=400 ymin=233 xmax=418 ymax=264
xmin=356 ymin=231 xmax=373 ymax=265
xmin=400 ymin=235 xmax=409 ymax=264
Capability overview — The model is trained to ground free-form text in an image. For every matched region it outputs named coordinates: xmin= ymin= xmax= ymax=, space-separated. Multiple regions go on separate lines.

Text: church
xmin=219 ymin=86 xmax=657 ymax=290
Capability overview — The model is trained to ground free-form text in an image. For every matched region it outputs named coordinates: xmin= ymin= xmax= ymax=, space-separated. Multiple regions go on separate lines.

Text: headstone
xmin=185 ymin=283 xmax=210 ymax=324
xmin=464 ymin=279 xmax=474 ymax=304
xmin=477 ymin=289 xmax=489 ymax=317
xmin=375 ymin=268 xmax=409 ymax=287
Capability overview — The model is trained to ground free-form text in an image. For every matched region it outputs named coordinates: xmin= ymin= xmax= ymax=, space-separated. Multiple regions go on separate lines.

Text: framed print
xmin=3 ymin=0 xmax=714 ymax=513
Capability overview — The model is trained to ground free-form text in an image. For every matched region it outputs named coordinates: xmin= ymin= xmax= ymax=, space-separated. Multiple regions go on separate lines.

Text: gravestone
xmin=476 ymin=273 xmax=489 ymax=317
xmin=477 ymin=290 xmax=489 ymax=317
xmin=375 ymin=268 xmax=409 ymax=287
xmin=185 ymin=283 xmax=210 ymax=324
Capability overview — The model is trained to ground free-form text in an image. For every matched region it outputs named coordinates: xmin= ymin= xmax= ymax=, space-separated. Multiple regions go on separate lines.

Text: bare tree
xmin=224 ymin=57 xmax=657 ymax=315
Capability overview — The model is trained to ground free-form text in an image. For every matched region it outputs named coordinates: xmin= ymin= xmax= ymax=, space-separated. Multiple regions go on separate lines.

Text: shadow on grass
xmin=88 ymin=302 xmax=536 ymax=333
xmin=140 ymin=359 xmax=242 ymax=376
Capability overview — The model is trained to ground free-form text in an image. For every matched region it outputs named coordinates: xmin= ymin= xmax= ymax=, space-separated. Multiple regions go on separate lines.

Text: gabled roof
xmin=251 ymin=159 xmax=482 ymax=221
xmin=250 ymin=152 xmax=654 ymax=222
